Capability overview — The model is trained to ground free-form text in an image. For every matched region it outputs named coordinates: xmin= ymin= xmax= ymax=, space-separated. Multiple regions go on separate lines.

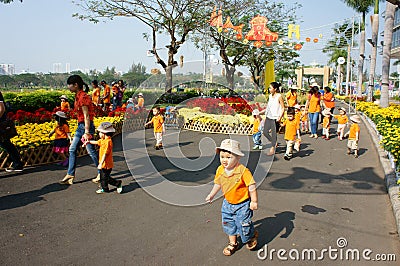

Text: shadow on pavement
xmin=254 ymin=211 xmax=296 ymax=247
xmin=0 ymin=183 xmax=69 ymax=211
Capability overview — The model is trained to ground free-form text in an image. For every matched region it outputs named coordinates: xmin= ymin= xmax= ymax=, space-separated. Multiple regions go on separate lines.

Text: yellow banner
xmin=264 ymin=59 xmax=275 ymax=93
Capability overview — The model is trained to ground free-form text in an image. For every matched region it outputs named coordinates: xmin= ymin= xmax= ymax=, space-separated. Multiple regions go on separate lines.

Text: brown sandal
xmin=223 ymin=242 xmax=238 ymax=256
xmin=246 ymin=230 xmax=258 ymax=250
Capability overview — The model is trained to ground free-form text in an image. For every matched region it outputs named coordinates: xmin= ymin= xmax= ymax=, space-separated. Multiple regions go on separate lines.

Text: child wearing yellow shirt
xmin=321 ymin=109 xmax=332 ymax=140
xmin=206 ymin=139 xmax=258 ymax=256
xmin=145 ymin=106 xmax=165 ymax=149
xmin=347 ymin=115 xmax=361 ymax=158
xmin=281 ymin=108 xmax=301 ymax=160
xmin=251 ymin=109 xmax=263 ymax=150
xmin=333 ymin=107 xmax=348 ymax=140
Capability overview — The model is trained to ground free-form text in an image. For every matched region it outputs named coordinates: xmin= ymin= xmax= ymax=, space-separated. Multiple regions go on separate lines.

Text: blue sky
xmin=0 ymin=0 xmax=386 ymax=74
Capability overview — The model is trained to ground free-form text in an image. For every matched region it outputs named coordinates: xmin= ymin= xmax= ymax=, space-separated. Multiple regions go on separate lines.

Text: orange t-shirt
xmin=103 ymin=85 xmax=111 ymax=104
xmin=301 ymin=111 xmax=308 ymax=122
xmin=286 ymin=91 xmax=297 ymax=107
xmin=61 ymin=101 xmax=70 ymax=111
xmin=323 ymin=116 xmax=330 ymax=128
xmin=334 ymin=114 xmax=348 ymax=124
xmin=295 ymin=112 xmax=301 ymax=125
xmin=92 ymin=87 xmax=101 ymax=105
xmin=137 ymin=97 xmax=144 ymax=108
xmin=74 ymin=90 xmax=94 ymax=123
xmin=214 ymin=164 xmax=255 ymax=204
xmin=98 ymin=137 xmax=113 ymax=169
xmin=151 ymin=114 xmax=164 ymax=133
xmin=348 ymin=123 xmax=360 ymax=140
xmin=323 ymin=92 xmax=335 ymax=109
xmin=283 ymin=118 xmax=299 ymax=141
xmin=252 ymin=117 xmax=261 ymax=134
xmin=308 ymin=94 xmax=321 ymax=113
xmin=54 ymin=124 xmax=70 ymax=139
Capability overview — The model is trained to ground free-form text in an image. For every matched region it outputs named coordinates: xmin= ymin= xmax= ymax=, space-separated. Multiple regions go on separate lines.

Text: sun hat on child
xmin=322 ymin=108 xmax=331 ymax=116
xmin=216 ymin=139 xmax=244 ymax=157
xmin=97 ymin=122 xmax=116 ymax=133
xmin=290 ymin=85 xmax=298 ymax=90
xmin=350 ymin=115 xmax=361 ymax=123
xmin=338 ymin=107 xmax=347 ymax=113
xmin=294 ymin=104 xmax=301 ymax=109
xmin=138 ymin=92 xmax=143 ymax=96
xmin=53 ymin=111 xmax=67 ymax=119
xmin=60 ymin=95 xmax=68 ymax=100
xmin=252 ymin=109 xmax=260 ymax=116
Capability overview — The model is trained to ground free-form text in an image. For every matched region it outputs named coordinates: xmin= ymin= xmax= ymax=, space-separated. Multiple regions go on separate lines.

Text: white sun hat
xmin=97 ymin=122 xmax=116 ymax=133
xmin=252 ymin=109 xmax=260 ymax=116
xmin=216 ymin=139 xmax=244 ymax=157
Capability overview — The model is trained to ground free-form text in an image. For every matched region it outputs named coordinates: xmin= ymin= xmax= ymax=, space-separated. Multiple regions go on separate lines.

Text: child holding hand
xmin=206 ymin=139 xmax=258 ymax=256
xmin=251 ymin=109 xmax=263 ymax=150
xmin=87 ymin=122 xmax=122 ymax=194
xmin=48 ymin=111 xmax=71 ymax=167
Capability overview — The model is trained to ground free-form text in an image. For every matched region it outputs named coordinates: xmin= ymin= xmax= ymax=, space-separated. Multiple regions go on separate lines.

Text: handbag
xmin=0 ymin=118 xmax=18 ymax=140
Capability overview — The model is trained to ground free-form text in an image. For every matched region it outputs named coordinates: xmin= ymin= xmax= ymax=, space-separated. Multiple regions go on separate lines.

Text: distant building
xmin=66 ymin=63 xmax=70 ymax=73
xmin=391 ymin=2 xmax=400 ymax=58
xmin=53 ymin=63 xmax=62 ymax=73
xmin=0 ymin=64 xmax=15 ymax=75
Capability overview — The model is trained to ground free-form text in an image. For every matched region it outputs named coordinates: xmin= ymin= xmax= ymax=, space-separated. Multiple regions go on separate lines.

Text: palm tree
xmin=341 ymin=0 xmax=375 ymax=98
xmin=381 ymin=1 xmax=397 ymax=107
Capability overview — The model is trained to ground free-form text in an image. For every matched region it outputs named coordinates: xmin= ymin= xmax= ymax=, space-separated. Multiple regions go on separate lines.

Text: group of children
xmin=251 ymin=104 xmax=361 ymax=160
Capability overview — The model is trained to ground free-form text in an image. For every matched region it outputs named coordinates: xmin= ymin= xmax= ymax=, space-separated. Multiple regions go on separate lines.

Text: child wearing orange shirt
xmin=300 ymin=105 xmax=308 ymax=133
xmin=145 ymin=106 xmax=165 ymax=149
xmin=281 ymin=108 xmax=301 ymax=160
xmin=87 ymin=122 xmax=123 ymax=194
xmin=321 ymin=109 xmax=332 ymax=140
xmin=206 ymin=139 xmax=258 ymax=256
xmin=347 ymin=115 xmax=361 ymax=158
xmin=59 ymin=95 xmax=70 ymax=112
xmin=251 ymin=109 xmax=263 ymax=150
xmin=49 ymin=111 xmax=72 ymax=167
xmin=333 ymin=107 xmax=348 ymax=140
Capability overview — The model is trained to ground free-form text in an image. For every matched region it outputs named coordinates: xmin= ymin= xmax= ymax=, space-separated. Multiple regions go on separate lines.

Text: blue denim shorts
xmin=221 ymin=198 xmax=254 ymax=243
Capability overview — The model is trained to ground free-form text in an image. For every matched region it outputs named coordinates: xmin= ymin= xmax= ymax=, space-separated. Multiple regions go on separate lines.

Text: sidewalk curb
xmin=358 ymin=111 xmax=400 ymax=237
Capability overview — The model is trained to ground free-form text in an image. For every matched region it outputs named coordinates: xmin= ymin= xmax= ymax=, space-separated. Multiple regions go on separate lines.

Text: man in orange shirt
xmin=91 ymin=80 xmax=101 ymax=106
xmin=281 ymin=107 xmax=301 ymax=160
xmin=144 ymin=106 xmax=165 ymax=149
xmin=347 ymin=115 xmax=361 ymax=158
xmin=100 ymin=80 xmax=111 ymax=111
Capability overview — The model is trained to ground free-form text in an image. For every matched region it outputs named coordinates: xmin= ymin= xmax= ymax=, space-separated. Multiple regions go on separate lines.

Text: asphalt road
xmin=1 ymin=115 xmax=399 ymax=265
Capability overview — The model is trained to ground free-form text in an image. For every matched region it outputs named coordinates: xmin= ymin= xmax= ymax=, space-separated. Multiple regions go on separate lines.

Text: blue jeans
xmin=252 ymin=132 xmax=262 ymax=145
xmin=67 ymin=122 xmax=99 ymax=176
xmin=308 ymin=112 xmax=319 ymax=135
xmin=221 ymin=199 xmax=255 ymax=243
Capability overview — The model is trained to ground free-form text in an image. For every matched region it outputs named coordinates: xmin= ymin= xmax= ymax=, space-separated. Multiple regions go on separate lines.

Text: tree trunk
xmin=225 ymin=65 xmax=236 ymax=90
xmin=367 ymin=13 xmax=379 ymax=102
xmin=357 ymin=13 xmax=366 ymax=98
xmin=381 ymin=2 xmax=396 ymax=108
xmin=165 ymin=65 xmax=173 ymax=92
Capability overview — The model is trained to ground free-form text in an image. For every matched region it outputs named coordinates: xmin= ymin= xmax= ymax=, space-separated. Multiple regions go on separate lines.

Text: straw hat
xmin=310 ymin=82 xmax=320 ymax=88
xmin=252 ymin=109 xmax=260 ymax=116
xmin=97 ymin=122 xmax=115 ymax=133
xmin=294 ymin=104 xmax=301 ymax=110
xmin=350 ymin=115 xmax=361 ymax=123
xmin=138 ymin=92 xmax=143 ymax=97
xmin=60 ymin=95 xmax=68 ymax=100
xmin=216 ymin=139 xmax=244 ymax=157
xmin=338 ymin=107 xmax=347 ymax=113
xmin=322 ymin=108 xmax=331 ymax=117
xmin=53 ymin=111 xmax=67 ymax=119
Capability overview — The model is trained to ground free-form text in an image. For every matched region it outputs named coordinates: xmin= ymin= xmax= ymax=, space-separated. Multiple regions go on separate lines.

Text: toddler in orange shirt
xmin=87 ymin=122 xmax=122 ymax=194
xmin=333 ymin=107 xmax=348 ymax=140
xmin=347 ymin=115 xmax=361 ymax=158
xmin=206 ymin=139 xmax=258 ymax=256
xmin=251 ymin=109 xmax=263 ymax=150
xmin=145 ymin=106 xmax=165 ymax=149
xmin=300 ymin=105 xmax=308 ymax=133
xmin=321 ymin=109 xmax=332 ymax=140
xmin=281 ymin=108 xmax=301 ymax=160
xmin=49 ymin=111 xmax=72 ymax=167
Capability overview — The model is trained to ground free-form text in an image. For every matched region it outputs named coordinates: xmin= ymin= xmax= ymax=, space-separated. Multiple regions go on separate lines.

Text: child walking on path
xmin=321 ymin=109 xmax=332 ymax=140
xmin=86 ymin=122 xmax=123 ymax=194
xmin=347 ymin=115 xmax=361 ymax=158
xmin=281 ymin=108 xmax=301 ymax=160
xmin=333 ymin=107 xmax=348 ymax=140
xmin=206 ymin=139 xmax=258 ymax=256
xmin=300 ymin=105 xmax=308 ymax=133
xmin=251 ymin=109 xmax=263 ymax=150
xmin=48 ymin=111 xmax=71 ymax=167
xmin=145 ymin=107 xmax=165 ymax=149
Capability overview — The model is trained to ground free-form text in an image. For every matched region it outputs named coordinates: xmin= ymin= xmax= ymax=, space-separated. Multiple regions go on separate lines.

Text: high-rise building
xmin=66 ymin=63 xmax=70 ymax=73
xmin=390 ymin=1 xmax=400 ymax=58
xmin=0 ymin=64 xmax=15 ymax=75
xmin=53 ymin=63 xmax=62 ymax=73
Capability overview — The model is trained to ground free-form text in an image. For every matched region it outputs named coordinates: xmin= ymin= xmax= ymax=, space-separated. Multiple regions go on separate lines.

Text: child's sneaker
xmin=92 ymin=174 xmax=100 ymax=184
xmin=155 ymin=145 xmax=160 ymax=150
xmin=96 ymin=188 xmax=107 ymax=194
xmin=283 ymin=154 xmax=291 ymax=161
xmin=325 ymin=137 xmax=330 ymax=141
xmin=321 ymin=135 xmax=326 ymax=139
xmin=253 ymin=145 xmax=259 ymax=150
xmin=116 ymin=181 xmax=123 ymax=194
xmin=354 ymin=154 xmax=359 ymax=158
xmin=5 ymin=165 xmax=24 ymax=172
xmin=246 ymin=230 xmax=258 ymax=250
xmin=258 ymin=145 xmax=263 ymax=150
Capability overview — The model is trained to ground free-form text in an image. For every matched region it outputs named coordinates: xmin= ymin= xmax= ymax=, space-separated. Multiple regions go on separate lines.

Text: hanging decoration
xmin=287 ymin=24 xmax=300 ymax=40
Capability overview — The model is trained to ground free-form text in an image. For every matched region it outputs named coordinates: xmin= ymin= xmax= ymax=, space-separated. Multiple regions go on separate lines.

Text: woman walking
xmin=60 ymin=75 xmax=99 ymax=185
xmin=260 ymin=82 xmax=285 ymax=155
xmin=305 ymin=85 xmax=322 ymax=138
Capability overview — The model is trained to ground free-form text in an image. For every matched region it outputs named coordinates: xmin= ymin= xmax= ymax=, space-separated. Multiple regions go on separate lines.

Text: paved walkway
xmin=0 ymin=106 xmax=399 ymax=265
